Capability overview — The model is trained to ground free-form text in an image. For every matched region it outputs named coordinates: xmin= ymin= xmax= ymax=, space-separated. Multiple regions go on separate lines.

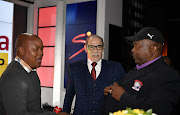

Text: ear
xmin=150 ymin=45 xmax=157 ymax=53
xmin=153 ymin=46 xmax=157 ymax=51
xmin=18 ymin=47 xmax=25 ymax=55
xmin=84 ymin=45 xmax=88 ymax=53
xmin=102 ymin=45 xmax=105 ymax=51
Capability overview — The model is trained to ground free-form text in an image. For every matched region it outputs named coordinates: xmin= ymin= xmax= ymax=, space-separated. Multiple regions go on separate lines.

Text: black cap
xmin=126 ymin=27 xmax=164 ymax=45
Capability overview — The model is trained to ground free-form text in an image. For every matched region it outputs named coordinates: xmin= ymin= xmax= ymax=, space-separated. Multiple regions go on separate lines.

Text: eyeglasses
xmin=87 ymin=45 xmax=104 ymax=51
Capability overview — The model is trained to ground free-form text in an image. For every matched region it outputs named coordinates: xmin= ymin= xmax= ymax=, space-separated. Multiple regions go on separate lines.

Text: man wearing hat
xmin=103 ymin=27 xmax=180 ymax=115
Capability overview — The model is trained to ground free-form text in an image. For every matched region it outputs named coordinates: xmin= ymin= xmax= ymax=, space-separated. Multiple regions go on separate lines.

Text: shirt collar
xmin=87 ymin=58 xmax=102 ymax=67
xmin=136 ymin=55 xmax=162 ymax=70
xmin=15 ymin=56 xmax=36 ymax=73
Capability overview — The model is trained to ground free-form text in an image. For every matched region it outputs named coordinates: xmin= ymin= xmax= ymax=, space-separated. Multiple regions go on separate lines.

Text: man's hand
xmin=57 ymin=112 xmax=70 ymax=115
xmin=104 ymin=86 xmax=112 ymax=95
xmin=110 ymin=82 xmax=126 ymax=101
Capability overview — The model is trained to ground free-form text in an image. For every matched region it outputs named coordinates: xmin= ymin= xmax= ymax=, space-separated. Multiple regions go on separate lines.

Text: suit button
xmin=94 ymin=84 xmax=96 ymax=86
xmin=93 ymin=111 xmax=95 ymax=113
xmin=93 ymin=101 xmax=95 ymax=104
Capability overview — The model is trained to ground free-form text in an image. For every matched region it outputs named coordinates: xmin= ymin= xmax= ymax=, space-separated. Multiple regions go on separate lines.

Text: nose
xmin=94 ymin=47 xmax=98 ymax=52
xmin=131 ymin=46 xmax=135 ymax=53
xmin=38 ymin=49 xmax=43 ymax=56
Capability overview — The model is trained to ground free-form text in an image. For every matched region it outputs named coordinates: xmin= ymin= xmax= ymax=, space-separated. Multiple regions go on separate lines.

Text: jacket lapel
xmin=96 ymin=60 xmax=107 ymax=80
xmin=119 ymin=57 xmax=164 ymax=85
xmin=119 ymin=68 xmax=145 ymax=85
xmin=81 ymin=60 xmax=93 ymax=80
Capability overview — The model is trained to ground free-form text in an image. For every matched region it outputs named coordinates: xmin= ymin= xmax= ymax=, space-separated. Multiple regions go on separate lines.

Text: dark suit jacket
xmin=103 ymin=57 xmax=180 ymax=115
xmin=62 ymin=59 xmax=125 ymax=115
xmin=0 ymin=60 xmax=56 ymax=115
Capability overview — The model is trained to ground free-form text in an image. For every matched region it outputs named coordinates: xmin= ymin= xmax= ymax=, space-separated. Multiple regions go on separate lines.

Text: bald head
xmin=15 ymin=33 xmax=44 ymax=69
xmin=15 ymin=33 xmax=40 ymax=50
xmin=85 ymin=34 xmax=104 ymax=46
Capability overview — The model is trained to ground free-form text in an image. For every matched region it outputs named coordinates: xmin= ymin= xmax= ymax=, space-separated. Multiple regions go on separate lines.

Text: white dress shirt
xmin=87 ymin=58 xmax=102 ymax=79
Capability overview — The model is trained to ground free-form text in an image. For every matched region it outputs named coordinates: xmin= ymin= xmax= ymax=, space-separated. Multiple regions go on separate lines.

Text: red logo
xmin=0 ymin=36 xmax=9 ymax=51
xmin=132 ymin=80 xmax=143 ymax=91
xmin=69 ymin=31 xmax=92 ymax=60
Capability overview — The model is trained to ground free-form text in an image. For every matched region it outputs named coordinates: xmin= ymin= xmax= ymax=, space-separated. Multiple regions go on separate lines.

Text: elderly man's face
xmin=23 ymin=37 xmax=43 ymax=69
xmin=84 ymin=37 xmax=104 ymax=62
xmin=131 ymin=39 xmax=153 ymax=66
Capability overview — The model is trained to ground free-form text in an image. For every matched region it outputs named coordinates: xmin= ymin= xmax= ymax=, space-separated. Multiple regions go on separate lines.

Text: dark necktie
xmin=91 ymin=62 xmax=97 ymax=81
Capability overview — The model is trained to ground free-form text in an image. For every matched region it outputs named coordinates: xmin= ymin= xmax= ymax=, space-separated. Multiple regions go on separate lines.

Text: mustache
xmin=92 ymin=53 xmax=100 ymax=56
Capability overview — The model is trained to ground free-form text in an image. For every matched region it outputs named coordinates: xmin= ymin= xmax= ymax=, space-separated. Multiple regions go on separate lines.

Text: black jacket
xmin=103 ymin=57 xmax=180 ymax=115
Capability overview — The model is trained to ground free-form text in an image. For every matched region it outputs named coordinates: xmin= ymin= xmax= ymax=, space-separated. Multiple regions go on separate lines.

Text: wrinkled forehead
xmin=88 ymin=37 xmax=103 ymax=45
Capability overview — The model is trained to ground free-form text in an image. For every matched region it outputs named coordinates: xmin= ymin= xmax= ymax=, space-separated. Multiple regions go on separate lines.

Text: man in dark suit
xmin=61 ymin=35 xmax=125 ymax=115
xmin=0 ymin=33 xmax=60 ymax=115
xmin=103 ymin=27 xmax=180 ymax=115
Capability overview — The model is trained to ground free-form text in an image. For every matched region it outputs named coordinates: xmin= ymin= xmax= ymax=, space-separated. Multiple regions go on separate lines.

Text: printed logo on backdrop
xmin=0 ymin=36 xmax=9 ymax=77
xmin=69 ymin=31 xmax=91 ymax=60
xmin=0 ymin=36 xmax=9 ymax=51
xmin=0 ymin=0 xmax=14 ymax=77
xmin=0 ymin=53 xmax=8 ymax=77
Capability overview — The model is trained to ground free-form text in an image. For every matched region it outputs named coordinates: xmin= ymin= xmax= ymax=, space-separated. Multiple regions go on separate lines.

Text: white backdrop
xmin=0 ymin=0 xmax=13 ymax=76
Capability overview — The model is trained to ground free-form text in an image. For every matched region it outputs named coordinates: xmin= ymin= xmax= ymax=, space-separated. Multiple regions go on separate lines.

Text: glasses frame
xmin=87 ymin=45 xmax=104 ymax=51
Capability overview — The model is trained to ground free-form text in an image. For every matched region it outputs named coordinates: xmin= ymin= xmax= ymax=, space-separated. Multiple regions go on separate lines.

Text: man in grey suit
xmin=0 ymin=33 xmax=60 ymax=115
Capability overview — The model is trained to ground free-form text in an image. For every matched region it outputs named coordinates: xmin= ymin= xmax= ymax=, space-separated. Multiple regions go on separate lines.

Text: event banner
xmin=0 ymin=0 xmax=14 ymax=76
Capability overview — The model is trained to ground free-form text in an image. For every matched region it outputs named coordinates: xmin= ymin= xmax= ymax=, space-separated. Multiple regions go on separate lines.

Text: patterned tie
xmin=91 ymin=62 xmax=97 ymax=81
